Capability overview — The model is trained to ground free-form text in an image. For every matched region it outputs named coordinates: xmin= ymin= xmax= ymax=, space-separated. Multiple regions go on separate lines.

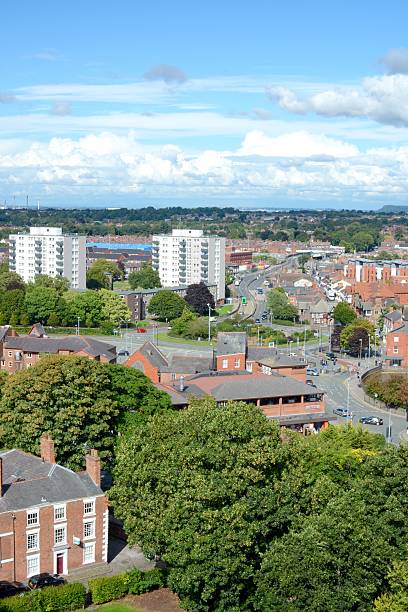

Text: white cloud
xmin=144 ymin=64 xmax=187 ymax=84
xmin=381 ymin=48 xmax=408 ymax=74
xmin=238 ymin=130 xmax=358 ymax=158
xmin=50 ymin=101 xmax=72 ymax=116
xmin=267 ymin=74 xmax=408 ymax=127
xmin=0 ymin=130 xmax=408 ymax=203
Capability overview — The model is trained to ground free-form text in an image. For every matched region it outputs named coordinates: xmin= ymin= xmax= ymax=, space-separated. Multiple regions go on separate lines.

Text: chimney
xmin=179 ymin=376 xmax=185 ymax=392
xmin=86 ymin=449 xmax=101 ymax=487
xmin=0 ymin=457 xmax=3 ymax=497
xmin=40 ymin=434 xmax=56 ymax=464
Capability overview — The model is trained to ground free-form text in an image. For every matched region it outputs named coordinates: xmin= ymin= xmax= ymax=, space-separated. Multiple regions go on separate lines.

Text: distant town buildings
xmin=152 ymin=229 xmax=226 ymax=301
xmin=0 ymin=324 xmax=116 ymax=373
xmin=0 ymin=435 xmax=108 ymax=582
xmin=9 ymin=227 xmax=86 ymax=289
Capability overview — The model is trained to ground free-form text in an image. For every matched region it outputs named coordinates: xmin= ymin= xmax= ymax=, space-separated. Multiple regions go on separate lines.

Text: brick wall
xmin=0 ymin=495 xmax=107 ymax=582
xmin=216 ymin=353 xmax=246 ymax=372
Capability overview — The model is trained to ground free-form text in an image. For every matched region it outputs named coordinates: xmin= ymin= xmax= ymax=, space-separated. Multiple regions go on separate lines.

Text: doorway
xmin=56 ymin=552 xmax=65 ymax=575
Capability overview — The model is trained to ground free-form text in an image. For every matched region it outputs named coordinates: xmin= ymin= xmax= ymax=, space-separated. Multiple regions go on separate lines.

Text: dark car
xmin=117 ymin=349 xmax=130 ymax=357
xmin=359 ymin=416 xmax=384 ymax=426
xmin=326 ymin=351 xmax=336 ymax=360
xmin=28 ymin=574 xmax=65 ymax=590
xmin=255 ymin=318 xmax=261 ymax=324
xmin=0 ymin=581 xmax=28 ymax=598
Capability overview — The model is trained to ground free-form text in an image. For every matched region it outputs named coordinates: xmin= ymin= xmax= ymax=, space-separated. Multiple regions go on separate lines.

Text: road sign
xmin=241 ymin=297 xmax=247 ymax=305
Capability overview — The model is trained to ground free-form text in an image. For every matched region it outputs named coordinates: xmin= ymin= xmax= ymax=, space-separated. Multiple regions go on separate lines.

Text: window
xmin=246 ymin=362 xmax=253 ymax=373
xmin=54 ymin=505 xmax=65 ymax=522
xmin=222 ymin=359 xmax=228 ymax=369
xmin=27 ymin=352 xmax=32 ymax=358
xmin=83 ymin=520 xmax=95 ymax=539
xmin=54 ymin=526 xmax=66 ymax=545
xmin=27 ymin=554 xmax=40 ymax=577
xmin=84 ymin=499 xmax=95 ymax=516
xmin=27 ymin=531 xmax=39 ymax=551
xmin=27 ymin=510 xmax=39 ymax=527
xmin=83 ymin=542 xmax=95 ymax=564
xmin=234 ymin=358 xmax=240 ymax=368
xmin=393 ymin=347 xmax=399 ymax=354
xmin=394 ymin=337 xmax=399 ymax=343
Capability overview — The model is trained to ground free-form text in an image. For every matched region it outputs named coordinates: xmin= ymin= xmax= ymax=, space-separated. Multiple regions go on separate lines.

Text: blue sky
xmin=1 ymin=0 xmax=408 ymax=209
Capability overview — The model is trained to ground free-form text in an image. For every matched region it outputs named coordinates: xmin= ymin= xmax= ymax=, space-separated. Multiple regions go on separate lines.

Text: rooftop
xmin=0 ymin=449 xmax=102 ymax=513
xmin=4 ymin=335 xmax=116 ymax=360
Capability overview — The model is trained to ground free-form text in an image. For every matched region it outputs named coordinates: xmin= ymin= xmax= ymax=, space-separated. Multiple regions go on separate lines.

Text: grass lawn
xmin=113 ymin=280 xmax=130 ymax=290
xmin=216 ymin=303 xmax=235 ymax=316
xmin=157 ymin=332 xmax=213 ymax=347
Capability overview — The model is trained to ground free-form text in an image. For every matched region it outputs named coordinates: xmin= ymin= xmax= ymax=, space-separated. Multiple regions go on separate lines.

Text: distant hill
xmin=378 ymin=205 xmax=408 ymax=213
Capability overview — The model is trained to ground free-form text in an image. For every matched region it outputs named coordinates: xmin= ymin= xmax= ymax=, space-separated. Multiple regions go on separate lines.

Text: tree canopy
xmin=340 ymin=319 xmax=375 ymax=354
xmin=184 ymin=282 xmax=215 ymax=316
xmin=147 ymin=290 xmax=187 ymax=321
xmin=0 ymin=356 xmax=171 ymax=470
xmin=110 ymin=399 xmax=406 ymax=612
xmin=332 ymin=302 xmax=357 ymax=326
xmin=128 ymin=264 xmax=162 ymax=290
xmin=86 ymin=259 xmax=123 ymax=289
xmin=267 ymin=287 xmax=298 ymax=321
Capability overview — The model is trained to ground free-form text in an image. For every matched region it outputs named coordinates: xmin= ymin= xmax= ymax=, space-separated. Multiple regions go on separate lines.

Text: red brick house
xmin=385 ymin=321 xmax=408 ymax=368
xmin=0 ymin=326 xmax=116 ymax=374
xmin=158 ymin=371 xmax=332 ymax=431
xmin=0 ymin=435 xmax=108 ymax=582
xmin=125 ymin=341 xmax=212 ymax=383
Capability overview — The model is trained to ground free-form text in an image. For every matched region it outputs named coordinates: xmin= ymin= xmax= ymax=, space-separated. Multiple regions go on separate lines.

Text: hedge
xmin=88 ymin=575 xmax=128 ymax=605
xmin=0 ymin=583 xmax=86 ymax=612
xmin=126 ymin=568 xmax=164 ymax=595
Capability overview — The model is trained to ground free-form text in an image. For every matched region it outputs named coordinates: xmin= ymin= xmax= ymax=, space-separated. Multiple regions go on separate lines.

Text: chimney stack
xmin=40 ymin=434 xmax=56 ymax=464
xmin=0 ymin=457 xmax=3 ymax=497
xmin=86 ymin=449 xmax=101 ymax=487
xmin=179 ymin=376 xmax=185 ymax=392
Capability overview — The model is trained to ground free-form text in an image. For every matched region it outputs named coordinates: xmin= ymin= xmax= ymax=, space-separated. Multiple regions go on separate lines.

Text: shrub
xmin=41 ymin=582 xmax=86 ymax=611
xmin=0 ymin=583 xmax=86 ymax=612
xmin=89 ymin=574 xmax=128 ymax=604
xmin=0 ymin=590 xmax=42 ymax=612
xmin=125 ymin=567 xmax=164 ymax=595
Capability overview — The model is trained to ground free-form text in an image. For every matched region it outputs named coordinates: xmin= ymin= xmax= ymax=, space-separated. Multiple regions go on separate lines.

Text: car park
xmin=0 ymin=581 xmax=28 ymax=598
xmin=333 ymin=407 xmax=353 ymax=418
xmin=28 ymin=574 xmax=65 ymax=590
xmin=359 ymin=416 xmax=384 ymax=426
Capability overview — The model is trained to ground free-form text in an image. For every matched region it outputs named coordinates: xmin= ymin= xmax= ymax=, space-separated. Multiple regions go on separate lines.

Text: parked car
xmin=333 ymin=407 xmax=353 ymax=418
xmin=255 ymin=318 xmax=261 ymax=324
xmin=306 ymin=379 xmax=315 ymax=386
xmin=359 ymin=416 xmax=384 ymax=426
xmin=0 ymin=581 xmax=28 ymax=598
xmin=135 ymin=327 xmax=146 ymax=333
xmin=28 ymin=574 xmax=65 ymax=590
xmin=307 ymin=368 xmax=319 ymax=376
xmin=326 ymin=351 xmax=336 ymax=360
xmin=118 ymin=349 xmax=130 ymax=357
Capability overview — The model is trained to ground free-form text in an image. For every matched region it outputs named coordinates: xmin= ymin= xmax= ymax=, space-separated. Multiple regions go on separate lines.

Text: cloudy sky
xmin=1 ymin=0 xmax=408 ymax=209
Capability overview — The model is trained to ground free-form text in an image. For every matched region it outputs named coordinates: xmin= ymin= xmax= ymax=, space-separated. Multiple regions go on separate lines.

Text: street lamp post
xmin=76 ymin=316 xmax=80 ymax=336
xmin=359 ymin=338 xmax=363 ymax=365
xmin=207 ymin=303 xmax=211 ymax=343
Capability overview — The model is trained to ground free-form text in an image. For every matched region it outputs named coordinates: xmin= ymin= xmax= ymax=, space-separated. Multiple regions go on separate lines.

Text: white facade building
xmin=152 ymin=229 xmax=226 ymax=301
xmin=9 ymin=227 xmax=86 ymax=289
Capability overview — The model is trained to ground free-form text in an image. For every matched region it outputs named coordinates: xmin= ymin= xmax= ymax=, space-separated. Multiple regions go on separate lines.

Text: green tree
xmin=128 ymin=264 xmax=162 ymax=290
xmin=99 ymin=289 xmax=131 ymax=326
xmin=0 ymin=357 xmax=171 ymax=469
xmin=351 ymin=230 xmax=375 ymax=252
xmin=0 ymin=271 xmax=25 ymax=291
xmin=298 ymin=254 xmax=310 ymax=272
xmin=47 ymin=312 xmax=60 ymax=326
xmin=32 ymin=274 xmax=70 ymax=294
xmin=332 ymin=302 xmax=357 ymax=326
xmin=64 ymin=290 xmax=103 ymax=327
xmin=374 ymin=557 xmax=408 ymax=611
xmin=267 ymin=288 xmax=298 ymax=321
xmin=340 ymin=319 xmax=375 ymax=354
xmin=109 ymin=398 xmax=283 ymax=611
xmin=24 ymin=286 xmax=60 ymax=323
xmin=87 ymin=259 xmax=123 ymax=289
xmin=147 ymin=290 xmax=187 ymax=321
xmin=184 ymin=282 xmax=215 ymax=316
xmin=0 ymin=288 xmax=25 ymax=323
xmin=170 ymin=307 xmax=197 ymax=337
xmin=0 ymin=356 xmax=119 ymax=469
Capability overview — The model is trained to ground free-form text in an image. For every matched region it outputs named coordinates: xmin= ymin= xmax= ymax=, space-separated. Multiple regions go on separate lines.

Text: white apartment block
xmin=9 ymin=227 xmax=86 ymax=289
xmin=152 ymin=229 xmax=226 ymax=301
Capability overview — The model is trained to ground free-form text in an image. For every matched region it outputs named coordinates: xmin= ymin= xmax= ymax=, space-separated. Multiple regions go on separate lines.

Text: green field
xmin=216 ymin=303 xmax=235 ymax=316
xmin=157 ymin=332 xmax=213 ymax=347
